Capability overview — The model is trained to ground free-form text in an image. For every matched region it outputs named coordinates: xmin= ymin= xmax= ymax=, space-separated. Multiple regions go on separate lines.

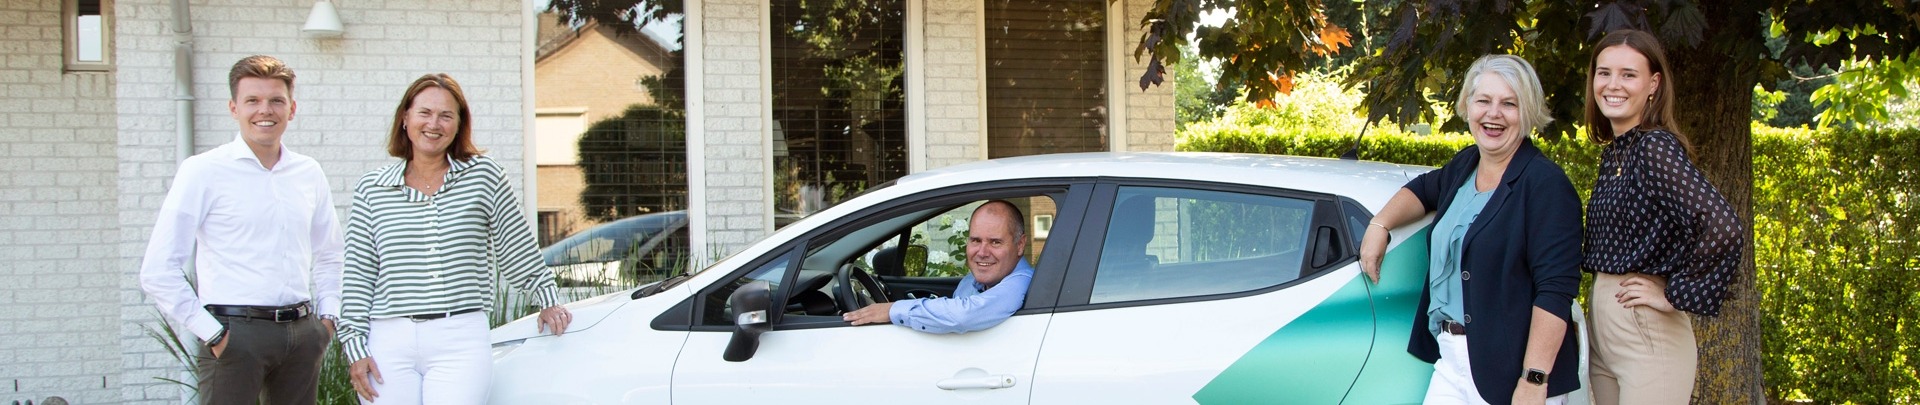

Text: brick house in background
xmin=532 ymin=13 xmax=678 ymax=245
xmin=0 ymin=0 xmax=1172 ymax=403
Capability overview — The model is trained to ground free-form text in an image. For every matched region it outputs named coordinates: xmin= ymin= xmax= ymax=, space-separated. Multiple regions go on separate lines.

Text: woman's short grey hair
xmin=1456 ymin=54 xmax=1553 ymax=139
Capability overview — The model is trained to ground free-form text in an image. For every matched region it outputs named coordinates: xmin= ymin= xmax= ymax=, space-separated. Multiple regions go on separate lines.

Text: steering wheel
xmin=835 ymin=264 xmax=890 ymax=312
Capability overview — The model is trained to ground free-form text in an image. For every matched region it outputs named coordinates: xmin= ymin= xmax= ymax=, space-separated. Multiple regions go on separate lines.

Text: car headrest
xmin=1104 ymin=196 xmax=1156 ymax=257
xmin=872 ymin=245 xmax=905 ymax=276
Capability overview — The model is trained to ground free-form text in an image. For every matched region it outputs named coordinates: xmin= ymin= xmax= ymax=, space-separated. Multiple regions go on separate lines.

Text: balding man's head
xmin=966 ymin=200 xmax=1028 ymax=288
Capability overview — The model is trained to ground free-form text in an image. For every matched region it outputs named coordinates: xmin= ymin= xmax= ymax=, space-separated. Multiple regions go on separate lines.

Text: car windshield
xmin=544 ymin=213 xmax=682 ymax=266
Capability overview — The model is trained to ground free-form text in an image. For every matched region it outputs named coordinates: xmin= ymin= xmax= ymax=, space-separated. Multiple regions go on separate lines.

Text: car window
xmin=892 ymin=196 xmax=1052 ymax=278
xmin=699 ymin=253 xmax=790 ymax=326
xmin=1341 ymin=200 xmax=1372 ymax=249
xmin=755 ymin=194 xmax=1063 ymax=324
xmin=1088 ymin=186 xmax=1316 ymax=304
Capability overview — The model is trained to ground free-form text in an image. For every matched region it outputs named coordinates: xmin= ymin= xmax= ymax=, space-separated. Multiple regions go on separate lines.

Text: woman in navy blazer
xmin=1358 ymin=55 xmax=1583 ymax=405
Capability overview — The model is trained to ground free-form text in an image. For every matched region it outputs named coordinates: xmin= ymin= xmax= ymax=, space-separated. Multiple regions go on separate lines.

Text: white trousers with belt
xmin=1425 ymin=331 xmax=1570 ymax=405
xmin=363 ymin=311 xmax=491 ymax=405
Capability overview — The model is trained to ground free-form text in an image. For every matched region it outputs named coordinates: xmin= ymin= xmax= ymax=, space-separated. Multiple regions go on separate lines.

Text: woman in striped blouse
xmin=338 ymin=73 xmax=573 ymax=404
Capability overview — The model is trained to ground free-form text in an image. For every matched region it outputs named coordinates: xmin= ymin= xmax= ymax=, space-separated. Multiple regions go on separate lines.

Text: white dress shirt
xmin=139 ymin=134 xmax=347 ymax=341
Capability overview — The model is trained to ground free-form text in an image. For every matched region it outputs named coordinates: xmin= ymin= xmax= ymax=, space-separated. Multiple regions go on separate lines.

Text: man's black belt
xmin=206 ymin=302 xmax=311 ymax=323
xmin=405 ymin=308 xmax=482 ymax=322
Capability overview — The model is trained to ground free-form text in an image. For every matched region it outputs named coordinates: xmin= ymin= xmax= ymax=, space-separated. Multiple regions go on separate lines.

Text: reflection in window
xmin=537 ymin=210 xmax=567 ymax=246
xmin=1090 ymin=187 xmax=1315 ymax=303
xmin=534 ymin=9 xmax=689 ymax=293
xmin=771 ymin=0 xmax=908 ymax=227
xmin=986 ymin=0 xmax=1107 ymax=157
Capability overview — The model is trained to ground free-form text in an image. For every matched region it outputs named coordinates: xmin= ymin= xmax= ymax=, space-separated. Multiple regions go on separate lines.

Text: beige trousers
xmin=1588 ymin=271 xmax=1697 ymax=405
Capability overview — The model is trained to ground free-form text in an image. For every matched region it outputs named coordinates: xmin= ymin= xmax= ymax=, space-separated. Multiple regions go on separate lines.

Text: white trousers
xmin=363 ymin=311 xmax=491 ymax=405
xmin=1425 ymin=332 xmax=1569 ymax=405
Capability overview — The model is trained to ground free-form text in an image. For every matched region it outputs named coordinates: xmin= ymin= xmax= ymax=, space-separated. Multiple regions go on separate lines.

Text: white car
xmin=488 ymin=152 xmax=1588 ymax=404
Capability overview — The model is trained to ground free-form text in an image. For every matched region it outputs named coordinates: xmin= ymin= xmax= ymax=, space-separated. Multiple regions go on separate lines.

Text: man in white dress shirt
xmin=139 ymin=55 xmax=345 ymax=405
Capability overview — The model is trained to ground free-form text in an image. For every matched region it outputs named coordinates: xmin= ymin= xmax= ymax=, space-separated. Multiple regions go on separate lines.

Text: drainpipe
xmin=172 ymin=0 xmax=193 ymax=162
xmin=168 ymin=0 xmax=197 ymax=401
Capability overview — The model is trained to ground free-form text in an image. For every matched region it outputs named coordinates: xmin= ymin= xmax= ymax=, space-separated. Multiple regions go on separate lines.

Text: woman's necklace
xmin=407 ymin=165 xmax=448 ymax=196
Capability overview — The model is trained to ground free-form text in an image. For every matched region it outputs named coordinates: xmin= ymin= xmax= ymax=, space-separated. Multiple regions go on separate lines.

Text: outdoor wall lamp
xmin=302 ymin=0 xmax=343 ymax=37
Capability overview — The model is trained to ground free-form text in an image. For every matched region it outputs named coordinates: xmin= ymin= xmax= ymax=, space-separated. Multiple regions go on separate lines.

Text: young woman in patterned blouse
xmin=1581 ymin=29 xmax=1746 ymax=405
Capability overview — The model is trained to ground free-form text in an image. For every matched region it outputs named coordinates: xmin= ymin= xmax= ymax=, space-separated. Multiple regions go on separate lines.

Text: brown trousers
xmin=1588 ymin=271 xmax=1697 ymax=405
xmin=195 ymin=314 xmax=330 ymax=405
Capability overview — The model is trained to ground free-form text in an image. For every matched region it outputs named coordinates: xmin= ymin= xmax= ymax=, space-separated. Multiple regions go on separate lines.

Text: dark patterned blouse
xmin=1582 ymin=128 xmax=1746 ymax=316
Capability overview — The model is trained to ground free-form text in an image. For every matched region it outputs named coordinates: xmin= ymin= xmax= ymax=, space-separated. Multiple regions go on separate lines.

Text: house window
xmin=769 ymin=0 xmax=909 ymax=228
xmin=985 ymin=0 xmax=1107 ymax=158
xmin=1032 ymin=214 xmax=1054 ymax=239
xmin=537 ymin=210 xmax=568 ymax=246
xmin=64 ymin=0 xmax=111 ymax=72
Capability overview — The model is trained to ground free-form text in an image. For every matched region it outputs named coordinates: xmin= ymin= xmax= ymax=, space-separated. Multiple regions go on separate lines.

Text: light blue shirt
xmin=887 ymin=259 xmax=1035 ymax=334
xmin=1428 ymin=171 xmax=1494 ymax=335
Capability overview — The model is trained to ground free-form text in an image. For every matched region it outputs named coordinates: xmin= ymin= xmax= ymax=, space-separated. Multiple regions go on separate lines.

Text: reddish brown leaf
xmin=1313 ymin=26 xmax=1353 ymax=56
xmin=1268 ymin=71 xmax=1296 ymax=95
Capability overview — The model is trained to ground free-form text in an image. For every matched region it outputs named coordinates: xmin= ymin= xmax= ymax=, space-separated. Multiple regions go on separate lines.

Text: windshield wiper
xmin=631 ymin=273 xmax=693 ymax=299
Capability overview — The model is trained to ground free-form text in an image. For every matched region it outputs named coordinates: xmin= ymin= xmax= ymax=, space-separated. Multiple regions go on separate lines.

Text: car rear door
xmin=1028 ymin=182 xmax=1376 ymax=404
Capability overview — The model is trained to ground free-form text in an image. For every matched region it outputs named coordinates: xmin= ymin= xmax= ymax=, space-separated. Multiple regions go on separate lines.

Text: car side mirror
xmin=723 ymin=281 xmax=772 ymax=362
xmin=903 ymin=244 xmax=928 ymax=276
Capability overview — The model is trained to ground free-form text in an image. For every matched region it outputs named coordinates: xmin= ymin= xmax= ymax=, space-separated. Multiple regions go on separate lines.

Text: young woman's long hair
xmin=1583 ymin=29 xmax=1690 ymax=153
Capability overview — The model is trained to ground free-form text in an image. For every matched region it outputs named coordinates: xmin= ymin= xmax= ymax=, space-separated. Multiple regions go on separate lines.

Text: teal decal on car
xmin=1193 ymin=227 xmax=1434 ymax=404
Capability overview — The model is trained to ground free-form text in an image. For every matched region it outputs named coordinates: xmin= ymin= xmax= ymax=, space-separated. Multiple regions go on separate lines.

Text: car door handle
xmin=935 ymin=375 xmax=1017 ymax=390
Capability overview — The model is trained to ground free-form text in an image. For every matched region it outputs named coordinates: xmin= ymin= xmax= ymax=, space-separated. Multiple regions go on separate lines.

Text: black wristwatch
xmin=206 ymin=327 xmax=228 ymax=348
xmin=1524 ymin=368 xmax=1549 ymax=386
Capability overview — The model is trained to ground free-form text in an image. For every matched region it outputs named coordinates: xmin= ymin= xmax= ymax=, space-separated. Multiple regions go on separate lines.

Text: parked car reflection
xmin=543 ymin=211 xmax=690 ymax=288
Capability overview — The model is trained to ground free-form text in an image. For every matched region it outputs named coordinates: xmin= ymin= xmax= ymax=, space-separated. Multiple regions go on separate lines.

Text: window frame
xmin=656 ymin=178 xmax=1098 ymax=332
xmin=1052 ymin=179 xmax=1357 ymax=312
xmin=62 ymin=0 xmax=112 ymax=72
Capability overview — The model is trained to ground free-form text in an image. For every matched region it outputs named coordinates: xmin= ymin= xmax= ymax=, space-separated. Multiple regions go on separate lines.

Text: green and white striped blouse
xmin=337 ymin=154 xmax=559 ymax=362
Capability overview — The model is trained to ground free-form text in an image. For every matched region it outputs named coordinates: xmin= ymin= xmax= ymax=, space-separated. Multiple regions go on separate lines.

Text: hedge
xmin=1179 ymin=124 xmax=1920 ymax=403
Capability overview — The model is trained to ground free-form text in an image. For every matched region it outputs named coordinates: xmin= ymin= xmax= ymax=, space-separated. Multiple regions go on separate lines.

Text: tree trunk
xmin=1668 ymin=1 xmax=1766 ymax=402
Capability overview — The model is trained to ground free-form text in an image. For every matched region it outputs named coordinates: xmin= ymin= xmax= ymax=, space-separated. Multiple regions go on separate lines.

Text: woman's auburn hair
xmin=386 ymin=73 xmax=483 ymax=161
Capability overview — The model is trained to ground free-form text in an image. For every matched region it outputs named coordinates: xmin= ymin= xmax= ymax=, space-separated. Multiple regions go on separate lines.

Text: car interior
xmin=772 ymin=196 xmax=1056 ymax=324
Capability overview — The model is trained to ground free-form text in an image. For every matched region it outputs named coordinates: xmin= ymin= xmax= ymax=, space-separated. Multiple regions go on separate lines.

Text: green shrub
xmin=1180 ymin=122 xmax=1920 ymax=403
xmin=1753 ymin=126 xmax=1920 ymax=403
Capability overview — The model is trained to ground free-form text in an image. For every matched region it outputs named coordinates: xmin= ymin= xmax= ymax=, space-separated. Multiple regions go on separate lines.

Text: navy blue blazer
xmin=1404 ymin=139 xmax=1583 ymax=402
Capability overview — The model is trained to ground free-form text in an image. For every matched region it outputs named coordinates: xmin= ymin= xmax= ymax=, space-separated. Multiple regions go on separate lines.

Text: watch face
xmin=1526 ymin=369 xmax=1548 ymax=385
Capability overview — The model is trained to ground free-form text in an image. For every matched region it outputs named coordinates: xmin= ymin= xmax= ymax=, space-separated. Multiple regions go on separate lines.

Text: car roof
xmin=892 ymin=152 xmax=1429 ymax=211
xmin=695 ymin=152 xmax=1431 ymax=277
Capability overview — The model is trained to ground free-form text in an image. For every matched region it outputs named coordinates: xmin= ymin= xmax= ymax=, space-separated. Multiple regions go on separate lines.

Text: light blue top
xmin=1428 ymin=171 xmax=1494 ymax=335
xmin=887 ymin=259 xmax=1036 ymax=334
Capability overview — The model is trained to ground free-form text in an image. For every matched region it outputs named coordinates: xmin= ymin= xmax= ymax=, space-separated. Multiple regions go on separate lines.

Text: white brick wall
xmin=112 ymin=0 xmax=527 ymax=403
xmin=921 ymin=0 xmax=983 ymax=170
xmin=0 ymin=1 xmax=122 ymax=403
xmin=698 ymin=0 xmax=770 ymax=255
xmin=1122 ymin=0 xmax=1176 ymax=151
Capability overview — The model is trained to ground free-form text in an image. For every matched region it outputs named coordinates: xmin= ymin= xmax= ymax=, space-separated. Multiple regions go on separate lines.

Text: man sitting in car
xmin=843 ymin=200 xmax=1034 ymax=333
